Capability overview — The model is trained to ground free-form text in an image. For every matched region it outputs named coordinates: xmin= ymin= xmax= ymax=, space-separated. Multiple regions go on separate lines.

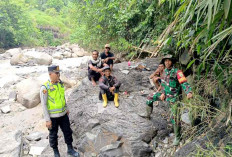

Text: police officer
xmin=40 ymin=65 xmax=80 ymax=157
xmin=145 ymin=55 xmax=193 ymax=146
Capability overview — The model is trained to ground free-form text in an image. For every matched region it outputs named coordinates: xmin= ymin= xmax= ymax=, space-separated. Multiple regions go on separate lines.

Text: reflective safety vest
xmin=43 ymin=80 xmax=66 ymax=114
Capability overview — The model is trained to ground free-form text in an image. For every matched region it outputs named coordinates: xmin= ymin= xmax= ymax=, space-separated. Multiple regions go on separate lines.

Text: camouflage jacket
xmin=161 ymin=67 xmax=192 ymax=103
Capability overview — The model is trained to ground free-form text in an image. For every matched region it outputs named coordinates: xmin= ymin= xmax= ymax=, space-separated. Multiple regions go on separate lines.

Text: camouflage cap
xmin=161 ymin=54 xmax=176 ymax=64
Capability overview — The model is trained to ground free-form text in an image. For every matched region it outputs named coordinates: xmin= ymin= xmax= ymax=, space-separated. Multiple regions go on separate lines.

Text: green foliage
xmin=0 ymin=0 xmax=74 ymax=48
xmin=0 ymin=0 xmax=35 ymax=48
xmin=70 ymin=0 xmax=171 ymax=51
xmin=158 ymin=0 xmax=232 ymax=97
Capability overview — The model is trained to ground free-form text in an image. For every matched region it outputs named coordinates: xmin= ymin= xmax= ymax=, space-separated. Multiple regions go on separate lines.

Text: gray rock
xmin=63 ymin=51 xmax=72 ymax=58
xmin=99 ymin=148 xmax=124 ymax=157
xmin=0 ymin=130 xmax=22 ymax=157
xmin=52 ymin=53 xmax=63 ymax=60
xmin=24 ymin=51 xmax=52 ymax=65
xmin=4 ymin=48 xmax=21 ymax=58
xmin=16 ymin=78 xmax=41 ymax=108
xmin=86 ymin=119 xmax=100 ymax=130
xmin=85 ymin=132 xmax=97 ymax=141
xmin=42 ymin=59 xmax=169 ymax=157
xmin=155 ymin=152 xmax=162 ymax=157
xmin=121 ymin=70 xmax=130 ymax=75
xmin=162 ymin=137 xmax=168 ymax=144
xmin=10 ymin=53 xmax=28 ymax=65
xmin=29 ymin=139 xmax=49 ymax=156
xmin=1 ymin=105 xmax=11 ymax=113
xmin=181 ymin=112 xmax=191 ymax=124
xmin=9 ymin=91 xmax=17 ymax=101
xmin=26 ymin=132 xmax=44 ymax=141
xmin=100 ymin=141 xmax=123 ymax=152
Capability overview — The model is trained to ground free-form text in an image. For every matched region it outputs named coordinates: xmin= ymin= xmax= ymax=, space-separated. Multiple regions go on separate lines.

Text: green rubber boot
xmin=146 ymin=105 xmax=153 ymax=120
xmin=173 ymin=125 xmax=181 ymax=146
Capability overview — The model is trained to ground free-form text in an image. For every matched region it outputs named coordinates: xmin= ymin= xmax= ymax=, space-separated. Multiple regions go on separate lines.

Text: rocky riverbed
xmin=0 ymin=43 xmax=91 ymax=157
xmin=1 ymin=44 xmax=231 ymax=157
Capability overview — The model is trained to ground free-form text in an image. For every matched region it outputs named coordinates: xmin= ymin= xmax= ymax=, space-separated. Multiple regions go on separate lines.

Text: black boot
xmin=53 ymin=148 xmax=60 ymax=157
xmin=67 ymin=145 xmax=80 ymax=157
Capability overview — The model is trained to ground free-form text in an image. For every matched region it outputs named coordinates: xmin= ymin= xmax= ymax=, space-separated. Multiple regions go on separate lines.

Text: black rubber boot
xmin=67 ymin=145 xmax=80 ymax=157
xmin=53 ymin=148 xmax=60 ymax=157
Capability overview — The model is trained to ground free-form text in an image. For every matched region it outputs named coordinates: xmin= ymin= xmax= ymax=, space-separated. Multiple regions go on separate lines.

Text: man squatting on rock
xmin=88 ymin=50 xmax=107 ymax=86
xmin=40 ymin=65 xmax=80 ymax=157
xmin=99 ymin=65 xmax=121 ymax=108
xmin=146 ymin=55 xmax=193 ymax=146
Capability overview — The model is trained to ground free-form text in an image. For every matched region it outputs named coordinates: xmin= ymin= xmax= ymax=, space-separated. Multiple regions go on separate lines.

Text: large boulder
xmin=41 ymin=58 xmax=170 ymax=156
xmin=3 ymin=48 xmax=21 ymax=58
xmin=16 ymin=78 xmax=41 ymax=108
xmin=24 ymin=51 xmax=52 ymax=65
xmin=60 ymin=75 xmax=77 ymax=88
xmin=0 ymin=130 xmax=23 ymax=157
xmin=63 ymin=51 xmax=72 ymax=58
xmin=71 ymin=46 xmax=89 ymax=57
xmin=10 ymin=53 xmax=28 ymax=65
xmin=52 ymin=52 xmax=63 ymax=60
xmin=10 ymin=51 xmax=53 ymax=66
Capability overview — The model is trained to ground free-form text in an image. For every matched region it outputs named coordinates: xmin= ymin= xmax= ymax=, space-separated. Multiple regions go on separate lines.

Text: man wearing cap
xmin=100 ymin=44 xmax=115 ymax=71
xmin=40 ymin=65 xmax=80 ymax=157
xmin=99 ymin=65 xmax=121 ymax=108
xmin=145 ymin=55 xmax=193 ymax=146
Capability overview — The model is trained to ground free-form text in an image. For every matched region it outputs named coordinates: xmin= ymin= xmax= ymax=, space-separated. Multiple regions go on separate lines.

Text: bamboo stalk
xmin=132 ymin=46 xmax=153 ymax=54
xmin=150 ymin=18 xmax=178 ymax=58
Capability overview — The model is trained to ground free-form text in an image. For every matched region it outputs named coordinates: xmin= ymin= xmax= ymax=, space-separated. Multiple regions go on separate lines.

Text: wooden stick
xmin=130 ymin=40 xmax=144 ymax=61
xmin=150 ymin=18 xmax=178 ymax=58
xmin=136 ymin=33 xmax=150 ymax=59
xmin=132 ymin=46 xmax=153 ymax=54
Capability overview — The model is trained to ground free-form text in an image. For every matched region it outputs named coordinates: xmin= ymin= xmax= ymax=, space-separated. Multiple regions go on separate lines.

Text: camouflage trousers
xmin=146 ymin=92 xmax=181 ymax=137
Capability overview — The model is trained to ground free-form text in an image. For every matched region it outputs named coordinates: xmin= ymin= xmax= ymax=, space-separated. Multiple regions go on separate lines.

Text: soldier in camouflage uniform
xmin=146 ymin=55 xmax=193 ymax=146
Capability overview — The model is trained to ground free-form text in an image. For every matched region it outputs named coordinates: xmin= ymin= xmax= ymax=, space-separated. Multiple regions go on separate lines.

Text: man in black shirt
xmin=100 ymin=44 xmax=115 ymax=70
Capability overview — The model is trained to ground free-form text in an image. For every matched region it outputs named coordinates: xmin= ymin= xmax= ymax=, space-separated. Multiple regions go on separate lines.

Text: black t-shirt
xmin=100 ymin=52 xmax=114 ymax=65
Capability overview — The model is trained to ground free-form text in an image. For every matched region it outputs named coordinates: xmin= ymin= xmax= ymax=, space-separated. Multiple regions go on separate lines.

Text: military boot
xmin=146 ymin=105 xmax=153 ymax=120
xmin=172 ymin=125 xmax=181 ymax=146
xmin=67 ymin=145 xmax=80 ymax=157
xmin=53 ymin=148 xmax=60 ymax=157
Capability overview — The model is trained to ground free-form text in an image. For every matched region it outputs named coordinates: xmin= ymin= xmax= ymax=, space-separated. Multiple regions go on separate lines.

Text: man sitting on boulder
xmin=145 ymin=55 xmax=193 ymax=146
xmin=40 ymin=65 xmax=80 ymax=157
xmin=99 ymin=66 xmax=121 ymax=108
xmin=88 ymin=50 xmax=107 ymax=86
xmin=149 ymin=62 xmax=165 ymax=91
xmin=100 ymin=44 xmax=115 ymax=71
